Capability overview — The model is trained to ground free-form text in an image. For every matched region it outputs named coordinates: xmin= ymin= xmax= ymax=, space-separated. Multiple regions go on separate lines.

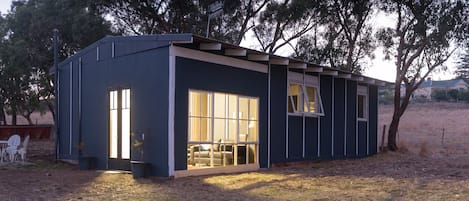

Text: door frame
xmin=107 ymin=87 xmax=131 ymax=170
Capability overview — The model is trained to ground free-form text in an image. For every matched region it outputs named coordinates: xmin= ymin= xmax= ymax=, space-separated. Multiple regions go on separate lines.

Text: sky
xmin=0 ymin=0 xmax=459 ymax=82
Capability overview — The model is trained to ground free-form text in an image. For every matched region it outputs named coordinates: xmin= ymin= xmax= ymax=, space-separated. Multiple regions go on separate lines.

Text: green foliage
xmin=378 ymin=88 xmax=394 ymax=105
xmin=0 ymin=0 xmax=112 ymax=125
xmin=94 ymin=0 xmax=269 ymax=45
xmin=431 ymin=89 xmax=448 ymax=102
xmin=458 ymin=89 xmax=469 ymax=103
xmin=294 ymin=0 xmax=376 ymax=73
xmin=456 ymin=44 xmax=469 ymax=79
xmin=447 ymin=89 xmax=459 ymax=101
xmin=431 ymin=89 xmax=469 ymax=102
xmin=253 ymin=0 xmax=327 ymax=54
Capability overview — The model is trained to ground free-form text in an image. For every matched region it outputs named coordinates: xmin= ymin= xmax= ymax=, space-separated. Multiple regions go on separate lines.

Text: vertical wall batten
xmin=344 ymin=80 xmax=348 ymax=156
xmin=302 ymin=72 xmax=305 ymax=158
xmin=317 ymin=74 xmax=321 ymax=157
xmin=331 ymin=78 xmax=335 ymax=157
xmin=78 ymin=58 xmax=82 ymax=157
xmin=96 ymin=46 xmax=100 ymax=61
xmin=356 ymin=85 xmax=359 ymax=156
xmin=367 ymin=85 xmax=370 ymax=155
xmin=267 ymin=65 xmax=271 ymax=167
xmin=168 ymin=46 xmax=176 ymax=176
xmin=285 ymin=69 xmax=289 ymax=159
xmin=69 ymin=62 xmax=73 ymax=155
xmin=111 ymin=42 xmax=115 ymax=58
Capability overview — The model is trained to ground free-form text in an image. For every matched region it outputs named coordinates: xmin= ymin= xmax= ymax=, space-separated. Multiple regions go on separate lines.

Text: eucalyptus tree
xmin=95 ymin=0 xmax=269 ymax=45
xmin=3 ymin=0 xmax=112 ymax=124
xmin=456 ymin=44 xmax=469 ymax=79
xmin=376 ymin=0 xmax=468 ymax=151
xmin=293 ymin=0 xmax=376 ymax=73
xmin=252 ymin=0 xmax=328 ymax=54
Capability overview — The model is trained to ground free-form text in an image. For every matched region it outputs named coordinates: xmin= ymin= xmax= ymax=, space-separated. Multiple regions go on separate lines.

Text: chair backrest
xmin=22 ymin=135 xmax=30 ymax=151
xmin=7 ymin=134 xmax=21 ymax=148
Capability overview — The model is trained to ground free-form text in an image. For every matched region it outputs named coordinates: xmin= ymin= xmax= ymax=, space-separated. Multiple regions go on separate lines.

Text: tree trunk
xmin=47 ymin=101 xmax=55 ymax=125
xmin=387 ymin=114 xmax=400 ymax=151
xmin=24 ymin=113 xmax=33 ymax=125
xmin=0 ymin=103 xmax=6 ymax=125
xmin=11 ymin=108 xmax=17 ymax=125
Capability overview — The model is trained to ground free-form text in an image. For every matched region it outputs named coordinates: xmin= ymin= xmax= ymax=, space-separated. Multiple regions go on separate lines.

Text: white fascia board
xmin=200 ymin=43 xmax=222 ymax=51
xmin=305 ymin=67 xmax=323 ymax=73
xmin=270 ymin=58 xmax=289 ymax=65
xmin=365 ymin=79 xmax=376 ymax=85
xmin=338 ymin=73 xmax=352 ymax=79
xmin=172 ymin=46 xmax=268 ymax=73
xmin=225 ymin=49 xmax=247 ymax=56
xmin=288 ymin=63 xmax=307 ymax=69
xmin=248 ymin=54 xmax=270 ymax=61
xmin=320 ymin=70 xmax=338 ymax=76
xmin=352 ymin=76 xmax=364 ymax=81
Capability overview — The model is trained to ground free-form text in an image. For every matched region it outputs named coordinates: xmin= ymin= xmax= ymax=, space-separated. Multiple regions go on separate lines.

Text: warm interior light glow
xmin=110 ymin=90 xmax=118 ymax=158
xmin=187 ymin=90 xmax=259 ymax=170
xmin=121 ymin=89 xmax=131 ymax=159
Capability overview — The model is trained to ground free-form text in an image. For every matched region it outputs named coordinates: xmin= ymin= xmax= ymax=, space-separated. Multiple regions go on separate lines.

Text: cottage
xmin=406 ymin=78 xmax=469 ymax=100
xmin=55 ymin=34 xmax=387 ymax=177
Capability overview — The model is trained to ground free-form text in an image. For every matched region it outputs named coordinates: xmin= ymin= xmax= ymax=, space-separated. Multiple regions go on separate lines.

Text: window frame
xmin=187 ymin=89 xmax=259 ymax=168
xmin=287 ymin=72 xmax=324 ymax=117
xmin=357 ymin=85 xmax=368 ymax=121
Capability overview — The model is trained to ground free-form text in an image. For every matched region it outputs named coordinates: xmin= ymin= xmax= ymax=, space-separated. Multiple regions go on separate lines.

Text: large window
xmin=188 ymin=90 xmax=258 ymax=169
xmin=288 ymin=72 xmax=324 ymax=115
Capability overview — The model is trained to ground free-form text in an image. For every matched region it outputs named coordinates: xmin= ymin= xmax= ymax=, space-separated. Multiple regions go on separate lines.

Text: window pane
xmin=200 ymin=117 xmax=212 ymax=142
xmin=228 ymin=94 xmax=237 ymax=119
xmin=201 ymin=93 xmax=212 ymax=117
xmin=110 ymin=109 xmax=118 ymax=158
xmin=188 ymin=91 xmax=200 ymax=117
xmin=239 ymin=97 xmax=249 ymax=119
xmin=188 ymin=117 xmax=201 ymax=141
xmin=358 ymin=95 xmax=365 ymax=118
xmin=248 ymin=120 xmax=258 ymax=142
xmin=249 ymin=98 xmax=258 ymax=120
xmin=214 ymin=93 xmax=226 ymax=118
xmin=228 ymin=119 xmax=237 ymax=142
xmin=305 ymin=86 xmax=316 ymax=113
xmin=213 ymin=119 xmax=225 ymax=141
xmin=239 ymin=120 xmax=248 ymax=142
xmin=121 ymin=108 xmax=130 ymax=159
xmin=288 ymin=83 xmax=301 ymax=112
xmin=248 ymin=144 xmax=257 ymax=164
xmin=109 ymin=90 xmax=118 ymax=158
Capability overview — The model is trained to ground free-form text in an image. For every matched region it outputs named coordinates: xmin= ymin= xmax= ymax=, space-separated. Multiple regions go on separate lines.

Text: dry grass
xmin=0 ymin=102 xmax=469 ymax=200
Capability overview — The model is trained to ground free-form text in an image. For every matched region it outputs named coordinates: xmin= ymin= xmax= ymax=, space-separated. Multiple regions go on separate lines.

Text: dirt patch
xmin=0 ymin=102 xmax=468 ymax=200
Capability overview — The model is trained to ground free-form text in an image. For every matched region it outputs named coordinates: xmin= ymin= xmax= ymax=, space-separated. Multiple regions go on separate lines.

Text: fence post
xmin=380 ymin=124 xmax=387 ymax=151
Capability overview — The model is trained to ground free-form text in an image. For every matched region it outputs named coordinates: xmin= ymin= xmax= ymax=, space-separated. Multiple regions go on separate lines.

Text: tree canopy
xmin=0 ymin=0 xmax=112 ymax=124
xmin=294 ymin=0 xmax=376 ymax=73
xmin=376 ymin=0 xmax=469 ymax=151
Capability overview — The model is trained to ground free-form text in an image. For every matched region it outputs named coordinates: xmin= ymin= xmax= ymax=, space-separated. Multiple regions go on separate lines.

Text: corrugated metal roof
xmin=51 ymin=33 xmax=391 ymax=86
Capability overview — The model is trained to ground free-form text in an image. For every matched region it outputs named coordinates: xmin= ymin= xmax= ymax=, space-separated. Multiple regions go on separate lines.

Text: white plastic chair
xmin=16 ymin=135 xmax=30 ymax=162
xmin=1 ymin=135 xmax=21 ymax=162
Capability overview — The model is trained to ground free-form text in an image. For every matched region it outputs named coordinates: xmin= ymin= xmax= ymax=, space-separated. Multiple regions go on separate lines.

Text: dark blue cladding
xmin=288 ymin=116 xmax=303 ymax=161
xmin=269 ymin=65 xmax=287 ymax=164
xmin=333 ymin=78 xmax=346 ymax=159
xmin=346 ymin=80 xmax=357 ymax=157
xmin=368 ymin=85 xmax=378 ymax=155
xmin=320 ymin=76 xmax=333 ymax=159
xmin=304 ymin=117 xmax=318 ymax=160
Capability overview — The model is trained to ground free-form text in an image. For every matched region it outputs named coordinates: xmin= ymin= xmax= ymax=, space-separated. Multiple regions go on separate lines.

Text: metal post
xmin=53 ymin=29 xmax=60 ymax=161
xmin=206 ymin=16 xmax=211 ymax=38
